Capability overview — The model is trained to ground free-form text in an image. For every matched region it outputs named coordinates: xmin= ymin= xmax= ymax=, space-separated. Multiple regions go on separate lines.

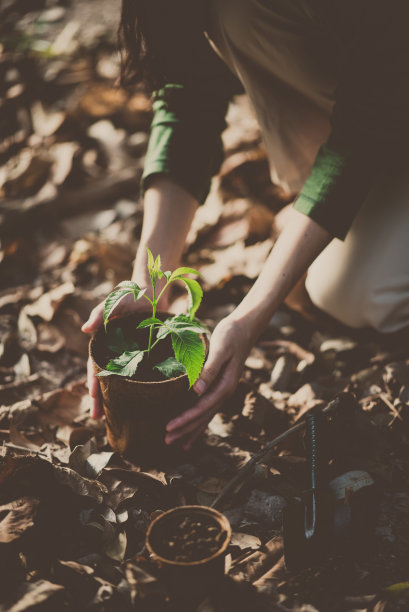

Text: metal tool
xmin=283 ymin=403 xmax=377 ymax=571
xmin=283 ymin=408 xmax=332 ymax=571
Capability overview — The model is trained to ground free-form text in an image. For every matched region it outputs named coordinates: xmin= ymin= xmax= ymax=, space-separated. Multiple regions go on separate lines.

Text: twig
xmin=3 ymin=442 xmax=48 ymax=457
xmin=379 ymin=392 xmax=403 ymax=422
xmin=211 ymin=393 xmax=356 ymax=510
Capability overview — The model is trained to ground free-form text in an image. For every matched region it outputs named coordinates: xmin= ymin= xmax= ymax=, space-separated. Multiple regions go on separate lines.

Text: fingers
xmin=81 ymin=302 xmax=104 ymax=334
xmin=183 ymin=421 xmax=210 ymax=452
xmin=167 ymin=367 xmax=233 ymax=434
xmin=166 ymin=357 xmax=240 ymax=449
xmin=165 ymin=407 xmax=217 ymax=445
xmin=193 ymin=336 xmax=230 ymax=397
xmin=87 ymin=357 xmax=103 ymax=419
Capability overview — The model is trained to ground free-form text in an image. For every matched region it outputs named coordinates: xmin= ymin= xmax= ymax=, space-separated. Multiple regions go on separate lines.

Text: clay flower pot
xmin=89 ymin=312 xmax=207 ymax=463
xmin=146 ymin=505 xmax=231 ymax=604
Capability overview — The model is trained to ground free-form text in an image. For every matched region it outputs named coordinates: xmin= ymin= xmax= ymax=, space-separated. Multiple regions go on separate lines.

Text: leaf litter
xmin=0 ymin=1 xmax=409 ymax=610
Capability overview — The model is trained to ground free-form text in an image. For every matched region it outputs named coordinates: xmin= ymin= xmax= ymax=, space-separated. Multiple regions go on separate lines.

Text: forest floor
xmin=1 ymin=1 xmax=409 ymax=611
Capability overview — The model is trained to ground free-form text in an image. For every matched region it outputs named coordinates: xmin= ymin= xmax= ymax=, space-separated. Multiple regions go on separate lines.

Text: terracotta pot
xmin=146 ymin=505 xmax=231 ymax=605
xmin=89 ymin=312 xmax=207 ymax=463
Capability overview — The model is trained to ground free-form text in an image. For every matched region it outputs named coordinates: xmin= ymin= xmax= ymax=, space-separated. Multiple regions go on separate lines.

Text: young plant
xmin=97 ymin=248 xmax=207 ymax=387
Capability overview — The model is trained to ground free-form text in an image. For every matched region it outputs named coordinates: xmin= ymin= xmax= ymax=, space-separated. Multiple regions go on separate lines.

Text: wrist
xmin=230 ymin=299 xmax=274 ymax=343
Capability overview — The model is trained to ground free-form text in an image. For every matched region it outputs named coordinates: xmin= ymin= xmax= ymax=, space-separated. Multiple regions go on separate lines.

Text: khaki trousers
xmin=208 ymin=0 xmax=409 ymax=332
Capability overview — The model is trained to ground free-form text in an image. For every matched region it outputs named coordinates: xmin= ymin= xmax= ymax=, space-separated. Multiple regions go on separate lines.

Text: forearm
xmin=132 ymin=176 xmax=199 ymax=282
xmin=232 ymin=208 xmax=331 ymax=338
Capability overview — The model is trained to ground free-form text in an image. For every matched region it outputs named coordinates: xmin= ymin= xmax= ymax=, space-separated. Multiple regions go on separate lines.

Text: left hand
xmin=165 ymin=313 xmax=254 ymax=450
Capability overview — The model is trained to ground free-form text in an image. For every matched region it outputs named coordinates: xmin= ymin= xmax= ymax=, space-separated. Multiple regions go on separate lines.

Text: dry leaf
xmin=31 ymin=101 xmax=65 ymax=137
xmin=78 ymin=84 xmax=128 ymax=119
xmin=4 ymin=580 xmax=65 ymax=611
xmin=23 ymin=282 xmax=75 ymax=322
xmin=0 ymin=497 xmax=39 ymax=544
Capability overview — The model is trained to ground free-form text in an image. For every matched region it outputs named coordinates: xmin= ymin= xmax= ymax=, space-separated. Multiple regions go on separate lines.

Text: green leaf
xmin=178 ymin=277 xmax=203 ymax=320
xmin=169 ymin=267 xmax=200 ymax=281
xmin=107 ymin=327 xmax=139 ymax=353
xmin=116 ymin=280 xmax=144 ymax=292
xmin=384 ymin=582 xmax=409 ymax=598
xmin=153 ymin=357 xmax=186 ymax=379
xmin=171 ymin=329 xmax=205 ymax=387
xmin=146 ymin=246 xmax=163 ymax=287
xmin=155 ymin=316 xmax=206 ymax=343
xmin=100 ymin=350 xmax=145 ymax=378
xmin=146 ymin=246 xmax=155 ymax=272
xmin=163 ymin=270 xmax=172 ymax=281
xmin=103 ymin=281 xmax=146 ymax=329
xmin=137 ymin=317 xmax=164 ymax=329
xmin=156 ymin=325 xmax=171 ymax=341
xmin=166 ymin=315 xmax=207 ymax=333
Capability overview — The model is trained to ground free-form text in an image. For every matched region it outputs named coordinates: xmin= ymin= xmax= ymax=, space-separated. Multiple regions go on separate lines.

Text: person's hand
xmin=81 ymin=281 xmax=168 ymax=419
xmin=165 ymin=314 xmax=254 ymax=450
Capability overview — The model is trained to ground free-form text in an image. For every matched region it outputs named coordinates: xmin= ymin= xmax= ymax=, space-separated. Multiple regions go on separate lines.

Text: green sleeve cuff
xmin=294 ymin=140 xmax=377 ymax=240
xmin=142 ymin=84 xmax=229 ymax=204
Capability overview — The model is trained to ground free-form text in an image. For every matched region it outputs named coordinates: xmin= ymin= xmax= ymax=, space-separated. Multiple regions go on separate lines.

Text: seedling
xmin=96 ymin=247 xmax=206 ymax=387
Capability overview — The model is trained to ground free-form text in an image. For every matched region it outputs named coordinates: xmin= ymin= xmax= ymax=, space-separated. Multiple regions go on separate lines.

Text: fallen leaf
xmin=122 ymin=93 xmax=152 ymax=131
xmin=0 ymin=497 xmax=39 ymax=544
xmin=23 ymin=282 xmax=75 ymax=322
xmin=36 ymin=323 xmax=65 ymax=353
xmin=231 ymin=532 xmax=261 ymax=551
xmin=69 ymin=439 xmax=97 ymax=475
xmin=12 ymin=354 xmax=31 ymax=382
xmin=31 ymin=101 xmax=65 ymax=137
xmin=2 ymin=150 xmax=52 ymax=198
xmin=86 ymin=452 xmax=114 ymax=479
xmin=77 ymin=84 xmax=128 ymax=119
xmin=36 ymin=388 xmax=89 ymax=428
xmin=4 ymin=580 xmax=65 ymax=611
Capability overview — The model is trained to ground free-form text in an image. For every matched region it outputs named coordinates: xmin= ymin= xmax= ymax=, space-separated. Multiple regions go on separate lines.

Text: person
xmin=82 ymin=0 xmax=409 ymax=450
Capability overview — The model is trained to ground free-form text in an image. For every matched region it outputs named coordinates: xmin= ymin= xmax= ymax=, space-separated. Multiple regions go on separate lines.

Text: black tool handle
xmin=304 ymin=408 xmax=323 ymax=540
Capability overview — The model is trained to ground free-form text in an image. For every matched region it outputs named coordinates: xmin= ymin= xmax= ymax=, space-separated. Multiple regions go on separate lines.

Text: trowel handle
xmin=303 ymin=409 xmax=324 ymax=540
xmin=306 ymin=409 xmax=324 ymax=491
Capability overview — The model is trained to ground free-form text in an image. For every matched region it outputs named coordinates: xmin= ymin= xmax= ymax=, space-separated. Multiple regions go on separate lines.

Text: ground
xmin=1 ymin=1 xmax=409 ymax=611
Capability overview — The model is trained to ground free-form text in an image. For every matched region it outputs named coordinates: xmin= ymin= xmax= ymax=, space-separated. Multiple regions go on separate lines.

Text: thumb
xmin=81 ymin=302 xmax=104 ymax=334
xmin=193 ymin=342 xmax=227 ymax=396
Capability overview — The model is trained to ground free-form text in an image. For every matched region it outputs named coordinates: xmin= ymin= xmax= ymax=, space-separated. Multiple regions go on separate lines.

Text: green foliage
xmin=171 ymin=328 xmax=205 ymax=388
xmin=137 ymin=317 xmax=163 ymax=329
xmin=97 ymin=350 xmax=144 ymax=378
xmin=146 ymin=246 xmax=162 ymax=288
xmin=103 ymin=281 xmax=146 ymax=330
xmin=153 ymin=357 xmax=186 ymax=378
xmin=178 ymin=277 xmax=203 ymax=320
xmin=101 ymin=248 xmax=206 ymax=386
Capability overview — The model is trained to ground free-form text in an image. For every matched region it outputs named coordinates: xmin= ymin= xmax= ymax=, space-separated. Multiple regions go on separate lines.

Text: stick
xmin=211 ymin=393 xmax=355 ymax=510
xmin=3 ymin=442 xmax=48 ymax=457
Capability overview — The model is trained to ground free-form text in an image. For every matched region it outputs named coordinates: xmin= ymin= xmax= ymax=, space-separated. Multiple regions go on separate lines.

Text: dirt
xmin=152 ymin=514 xmax=228 ymax=563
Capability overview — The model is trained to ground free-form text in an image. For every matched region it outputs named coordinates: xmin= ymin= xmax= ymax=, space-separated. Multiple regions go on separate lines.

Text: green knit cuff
xmin=294 ymin=142 xmax=376 ymax=239
xmin=141 ymin=85 xmax=227 ymax=204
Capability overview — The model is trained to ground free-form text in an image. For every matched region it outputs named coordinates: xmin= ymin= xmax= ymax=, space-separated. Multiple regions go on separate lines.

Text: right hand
xmin=81 ymin=282 xmax=169 ymax=419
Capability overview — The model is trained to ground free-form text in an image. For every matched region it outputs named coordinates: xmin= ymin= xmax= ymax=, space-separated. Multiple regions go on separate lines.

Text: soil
xmin=153 ymin=514 xmax=228 ymax=563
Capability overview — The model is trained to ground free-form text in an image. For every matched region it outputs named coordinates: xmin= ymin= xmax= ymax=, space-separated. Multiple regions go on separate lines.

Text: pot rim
xmin=89 ymin=311 xmax=208 ymax=387
xmin=146 ymin=505 xmax=232 ymax=567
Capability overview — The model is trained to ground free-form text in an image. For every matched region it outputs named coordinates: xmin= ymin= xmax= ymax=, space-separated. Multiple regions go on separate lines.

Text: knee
xmin=306 ymin=266 xmax=409 ymax=333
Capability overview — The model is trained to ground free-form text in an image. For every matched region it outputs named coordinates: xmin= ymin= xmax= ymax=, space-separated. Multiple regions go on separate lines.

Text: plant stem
xmin=147 ymin=284 xmax=156 ymax=357
xmin=143 ymin=294 xmax=153 ymax=306
xmin=156 ymin=280 xmax=171 ymax=305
